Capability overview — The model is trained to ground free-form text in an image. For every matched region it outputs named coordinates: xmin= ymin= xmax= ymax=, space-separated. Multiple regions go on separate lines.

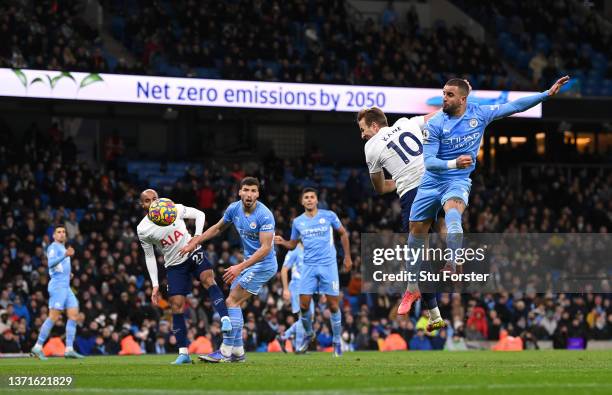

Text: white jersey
xmin=364 ymin=116 xmax=426 ymax=198
xmin=137 ymin=204 xmax=205 ymax=287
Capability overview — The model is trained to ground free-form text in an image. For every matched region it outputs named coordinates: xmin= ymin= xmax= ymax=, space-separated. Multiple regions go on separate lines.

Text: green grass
xmin=1 ymin=351 xmax=611 ymax=395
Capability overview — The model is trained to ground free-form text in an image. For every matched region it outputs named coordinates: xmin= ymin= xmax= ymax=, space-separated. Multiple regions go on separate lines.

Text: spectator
xmin=409 ymin=329 xmax=432 ymax=351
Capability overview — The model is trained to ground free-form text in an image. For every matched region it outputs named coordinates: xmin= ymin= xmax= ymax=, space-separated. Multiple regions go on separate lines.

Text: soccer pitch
xmin=2 ymin=351 xmax=611 ymax=395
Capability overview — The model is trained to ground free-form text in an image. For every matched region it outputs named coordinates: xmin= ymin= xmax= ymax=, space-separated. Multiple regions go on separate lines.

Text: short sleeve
xmin=329 ymin=211 xmax=341 ymax=230
xmin=258 ymin=210 xmax=275 ymax=233
xmin=423 ymin=118 xmax=441 ymax=146
xmin=222 ymin=203 xmax=235 ymax=224
xmin=364 ymin=142 xmax=382 ymax=174
xmin=290 ymin=220 xmax=300 ymax=241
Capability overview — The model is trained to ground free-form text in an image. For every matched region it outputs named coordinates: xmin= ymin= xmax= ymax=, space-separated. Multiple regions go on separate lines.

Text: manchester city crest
xmin=469 ymin=118 xmax=478 ymax=128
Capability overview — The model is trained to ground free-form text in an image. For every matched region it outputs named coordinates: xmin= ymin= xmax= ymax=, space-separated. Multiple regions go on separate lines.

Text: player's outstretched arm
xmin=274 ymin=234 xmax=299 ymax=250
xmin=223 ymin=231 xmax=274 ymax=283
xmin=369 ymin=171 xmax=396 ymax=195
xmin=485 ymin=76 xmax=570 ymax=121
xmin=179 ymin=218 xmax=231 ymax=256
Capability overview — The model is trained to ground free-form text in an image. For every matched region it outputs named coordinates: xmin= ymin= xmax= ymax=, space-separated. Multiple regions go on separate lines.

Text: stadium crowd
xmin=3 ymin=0 xmax=610 ymax=95
xmin=0 ymin=121 xmax=610 ymax=355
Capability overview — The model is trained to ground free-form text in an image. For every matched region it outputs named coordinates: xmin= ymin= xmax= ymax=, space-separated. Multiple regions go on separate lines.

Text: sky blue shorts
xmin=299 ymin=263 xmax=339 ymax=296
xmin=232 ymin=263 xmax=277 ymax=295
xmin=410 ymin=176 xmax=472 ymax=221
xmin=48 ymin=287 xmax=79 ymax=311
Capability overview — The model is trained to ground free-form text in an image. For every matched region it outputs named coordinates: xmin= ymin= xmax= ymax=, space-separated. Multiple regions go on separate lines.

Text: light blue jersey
xmin=422 ymin=91 xmax=549 ymax=179
xmin=223 ymin=200 xmax=277 ymax=270
xmin=46 ymin=242 xmax=78 ymax=310
xmin=290 ymin=209 xmax=341 ymax=266
xmin=47 ymin=242 xmax=71 ymax=289
xmin=410 ymin=91 xmax=548 ymax=221
xmin=223 ymin=200 xmax=278 ymax=294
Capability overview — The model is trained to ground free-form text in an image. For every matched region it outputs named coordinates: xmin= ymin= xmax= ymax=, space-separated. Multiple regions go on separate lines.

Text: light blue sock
xmin=300 ymin=308 xmax=313 ymax=336
xmin=283 ymin=321 xmax=300 ymax=340
xmin=36 ymin=318 xmax=54 ymax=346
xmin=445 ymin=208 xmax=463 ymax=269
xmin=65 ymin=319 xmax=77 ymax=349
xmin=331 ymin=310 xmax=342 ymax=344
xmin=225 ymin=307 xmax=243 ymax=347
xmin=294 ymin=321 xmax=305 ymax=348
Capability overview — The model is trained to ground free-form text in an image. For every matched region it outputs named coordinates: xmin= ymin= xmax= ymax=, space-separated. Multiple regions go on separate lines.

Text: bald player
xmin=137 ymin=189 xmax=231 ymax=365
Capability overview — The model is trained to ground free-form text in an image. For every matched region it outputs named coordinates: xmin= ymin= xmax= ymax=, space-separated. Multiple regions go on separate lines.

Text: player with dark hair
xmin=180 ymin=177 xmax=277 ymax=362
xmin=31 ymin=225 xmax=84 ymax=359
xmin=275 ymin=187 xmax=352 ymax=356
xmin=358 ymin=107 xmax=441 ymax=317
xmin=409 ymin=76 xmax=570 ymax=331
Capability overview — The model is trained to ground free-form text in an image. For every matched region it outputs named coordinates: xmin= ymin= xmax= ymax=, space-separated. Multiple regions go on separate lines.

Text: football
xmin=148 ymin=198 xmax=177 ymax=226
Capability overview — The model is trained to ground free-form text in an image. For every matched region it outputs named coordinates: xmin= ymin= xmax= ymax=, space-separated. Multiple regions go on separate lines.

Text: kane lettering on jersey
xmin=364 ymin=116 xmax=427 ymax=197
xmin=290 ymin=209 xmax=341 ymax=266
xmin=222 ymin=200 xmax=277 ymax=270
xmin=47 ymin=242 xmax=71 ymax=289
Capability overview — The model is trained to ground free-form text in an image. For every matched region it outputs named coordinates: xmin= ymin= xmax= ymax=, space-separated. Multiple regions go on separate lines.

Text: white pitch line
xmin=2 ymin=382 xmax=612 ymax=394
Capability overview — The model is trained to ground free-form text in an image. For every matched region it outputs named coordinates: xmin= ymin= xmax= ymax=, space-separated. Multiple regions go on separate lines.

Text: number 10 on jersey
xmin=386 ymin=131 xmax=423 ymax=164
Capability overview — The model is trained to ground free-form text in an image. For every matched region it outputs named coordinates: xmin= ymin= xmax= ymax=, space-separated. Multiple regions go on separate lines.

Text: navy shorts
xmin=400 ymin=187 xmax=419 ymax=232
xmin=166 ymin=248 xmax=213 ymax=296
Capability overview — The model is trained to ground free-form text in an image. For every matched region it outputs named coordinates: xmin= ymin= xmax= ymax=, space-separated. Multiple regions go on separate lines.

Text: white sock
xmin=220 ymin=343 xmax=233 ymax=357
xmin=34 ymin=343 xmax=43 ymax=350
xmin=179 ymin=347 xmax=188 ymax=355
xmin=65 ymin=346 xmax=73 ymax=352
xmin=232 ymin=346 xmax=244 ymax=356
xmin=429 ymin=307 xmax=441 ymax=321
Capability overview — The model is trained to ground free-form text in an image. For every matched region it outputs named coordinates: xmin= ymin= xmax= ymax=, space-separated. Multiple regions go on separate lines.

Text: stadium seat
xmin=42 ymin=336 xmax=65 ymax=357
xmin=119 ymin=335 xmax=143 ymax=355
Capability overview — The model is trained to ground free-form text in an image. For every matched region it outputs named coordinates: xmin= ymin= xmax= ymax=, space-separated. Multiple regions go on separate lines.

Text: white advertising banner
xmin=0 ymin=68 xmax=542 ymax=117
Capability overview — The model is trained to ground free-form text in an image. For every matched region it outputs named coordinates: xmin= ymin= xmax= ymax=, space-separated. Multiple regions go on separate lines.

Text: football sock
xmin=295 ymin=321 xmax=305 ymax=348
xmin=65 ymin=319 xmax=76 ymax=349
xmin=206 ymin=284 xmax=229 ymax=318
xmin=445 ymin=208 xmax=463 ymax=269
xmin=221 ymin=307 xmax=242 ymax=357
xmin=331 ymin=310 xmax=342 ymax=344
xmin=283 ymin=321 xmax=300 ymax=340
xmin=429 ymin=306 xmax=441 ymax=321
xmin=172 ymin=313 xmax=188 ymax=349
xmin=36 ymin=318 xmax=54 ymax=347
xmin=422 ymin=293 xmax=438 ymax=310
xmin=300 ymin=307 xmax=313 ymax=336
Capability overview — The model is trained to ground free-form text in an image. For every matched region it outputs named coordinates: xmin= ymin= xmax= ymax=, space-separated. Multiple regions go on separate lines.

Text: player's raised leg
xmin=196 ymin=253 xmax=232 ymax=334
